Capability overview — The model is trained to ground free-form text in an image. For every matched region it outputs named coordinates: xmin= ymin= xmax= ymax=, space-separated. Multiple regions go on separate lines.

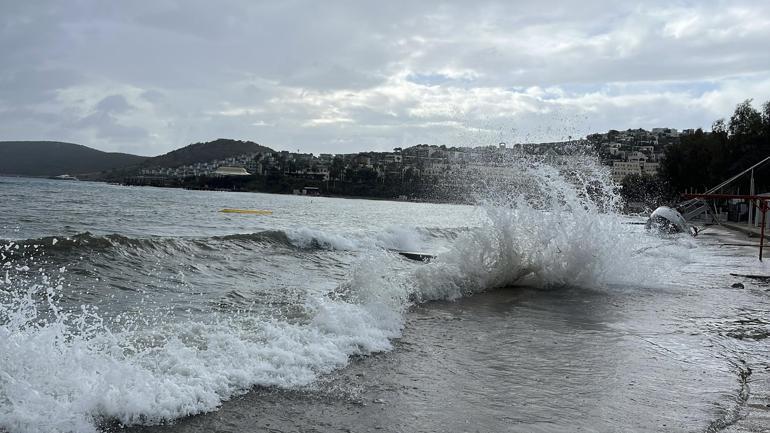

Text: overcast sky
xmin=1 ymin=1 xmax=770 ymax=156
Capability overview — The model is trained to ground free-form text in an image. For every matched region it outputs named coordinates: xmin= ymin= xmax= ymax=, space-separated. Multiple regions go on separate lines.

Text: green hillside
xmin=145 ymin=139 xmax=274 ymax=168
xmin=0 ymin=141 xmax=148 ymax=176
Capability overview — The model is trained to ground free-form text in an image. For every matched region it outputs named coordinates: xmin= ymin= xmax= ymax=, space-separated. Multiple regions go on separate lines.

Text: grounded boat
xmin=645 ymin=206 xmax=696 ymax=236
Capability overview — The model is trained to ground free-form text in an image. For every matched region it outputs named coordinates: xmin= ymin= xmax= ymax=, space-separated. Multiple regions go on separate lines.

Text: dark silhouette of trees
xmin=729 ymin=99 xmax=763 ymax=138
xmin=620 ymin=173 xmax=668 ymax=208
xmin=329 ymin=156 xmax=346 ymax=181
xmin=659 ymin=99 xmax=770 ymax=196
xmin=712 ymin=118 xmax=727 ymax=135
xmin=762 ymin=100 xmax=770 ymax=136
xmin=660 ymin=128 xmax=729 ymax=194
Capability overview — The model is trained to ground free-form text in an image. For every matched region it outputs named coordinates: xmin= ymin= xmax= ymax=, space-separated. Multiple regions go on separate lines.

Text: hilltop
xmin=143 ymin=139 xmax=274 ymax=168
xmin=0 ymin=141 xmax=148 ymax=177
xmin=0 ymin=139 xmax=276 ymax=178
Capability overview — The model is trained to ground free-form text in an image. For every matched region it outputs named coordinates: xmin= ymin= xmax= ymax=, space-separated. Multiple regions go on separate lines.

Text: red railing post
xmin=760 ymin=200 xmax=767 ymax=261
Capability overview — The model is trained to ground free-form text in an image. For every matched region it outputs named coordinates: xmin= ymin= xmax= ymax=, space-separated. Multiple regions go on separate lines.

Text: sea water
xmin=1 ymin=155 xmax=769 ymax=432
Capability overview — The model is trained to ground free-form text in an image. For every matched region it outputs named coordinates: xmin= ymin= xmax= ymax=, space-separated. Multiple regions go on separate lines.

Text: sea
xmin=1 ymin=155 xmax=769 ymax=433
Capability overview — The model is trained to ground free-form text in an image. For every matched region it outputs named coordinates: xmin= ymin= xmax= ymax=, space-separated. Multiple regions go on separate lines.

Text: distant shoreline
xmin=0 ymin=174 xmax=466 ymax=206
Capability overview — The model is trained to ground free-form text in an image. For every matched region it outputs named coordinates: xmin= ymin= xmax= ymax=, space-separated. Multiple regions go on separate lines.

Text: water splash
xmin=409 ymin=149 xmax=683 ymax=299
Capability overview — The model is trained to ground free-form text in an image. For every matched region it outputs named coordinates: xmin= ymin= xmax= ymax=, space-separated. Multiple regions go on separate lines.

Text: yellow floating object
xmin=219 ymin=208 xmax=273 ymax=215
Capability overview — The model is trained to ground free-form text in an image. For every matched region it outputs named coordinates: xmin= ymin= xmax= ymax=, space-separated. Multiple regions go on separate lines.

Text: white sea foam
xmin=0 ymin=267 xmax=404 ymax=433
xmin=286 ymin=226 xmax=363 ymax=250
xmin=375 ymin=225 xmax=427 ymax=252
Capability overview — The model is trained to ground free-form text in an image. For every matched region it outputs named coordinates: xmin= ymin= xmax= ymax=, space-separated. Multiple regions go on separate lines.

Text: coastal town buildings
xmin=586 ymin=128 xmax=690 ymax=183
xmin=136 ymin=127 xmax=694 ymax=189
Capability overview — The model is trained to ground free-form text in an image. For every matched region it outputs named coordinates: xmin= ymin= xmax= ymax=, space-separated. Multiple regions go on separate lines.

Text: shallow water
xmin=2 ymin=172 xmax=770 ymax=433
xmin=129 ymin=236 xmax=770 ymax=433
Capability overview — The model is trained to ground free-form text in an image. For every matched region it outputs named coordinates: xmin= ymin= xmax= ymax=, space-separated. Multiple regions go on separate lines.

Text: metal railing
xmin=677 ymin=155 xmax=770 ymax=222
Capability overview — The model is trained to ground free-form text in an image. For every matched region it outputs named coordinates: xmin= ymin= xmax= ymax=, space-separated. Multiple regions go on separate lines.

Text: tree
xmin=352 ymin=167 xmax=378 ymax=184
xmin=403 ymin=166 xmax=417 ymax=183
xmin=659 ymin=98 xmax=770 ymax=195
xmin=712 ymin=118 xmax=727 ymax=135
xmin=660 ymin=129 xmax=727 ymax=194
xmin=620 ymin=173 xmax=669 ymax=208
xmin=728 ymin=99 xmax=763 ymax=138
xmin=329 ymin=156 xmax=346 ymax=181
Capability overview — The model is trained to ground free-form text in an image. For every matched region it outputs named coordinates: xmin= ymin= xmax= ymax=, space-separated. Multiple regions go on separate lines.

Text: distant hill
xmin=0 ymin=139 xmax=276 ymax=178
xmin=0 ymin=141 xmax=148 ymax=177
xmin=144 ymin=139 xmax=274 ymax=168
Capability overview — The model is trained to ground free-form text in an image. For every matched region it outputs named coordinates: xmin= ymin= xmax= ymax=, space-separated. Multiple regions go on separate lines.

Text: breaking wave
xmin=2 ymin=224 xmax=458 ymax=259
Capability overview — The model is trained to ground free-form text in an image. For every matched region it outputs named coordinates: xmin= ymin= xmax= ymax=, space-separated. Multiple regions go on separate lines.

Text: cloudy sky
xmin=2 ymin=1 xmax=770 ymax=156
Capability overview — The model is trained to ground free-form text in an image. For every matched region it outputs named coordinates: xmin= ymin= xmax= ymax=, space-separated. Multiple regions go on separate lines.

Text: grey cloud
xmin=95 ymin=94 xmax=133 ymax=114
xmin=77 ymin=111 xmax=148 ymax=140
xmin=280 ymin=64 xmax=387 ymax=91
xmin=0 ymin=68 xmax=84 ymax=105
xmin=140 ymin=89 xmax=164 ymax=103
xmin=1 ymin=0 xmax=769 ymax=154
xmin=64 ymin=94 xmax=149 ymax=150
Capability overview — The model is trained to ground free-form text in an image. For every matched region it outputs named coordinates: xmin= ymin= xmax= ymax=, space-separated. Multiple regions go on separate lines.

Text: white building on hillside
xmin=612 ymin=161 xmax=642 ymax=183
